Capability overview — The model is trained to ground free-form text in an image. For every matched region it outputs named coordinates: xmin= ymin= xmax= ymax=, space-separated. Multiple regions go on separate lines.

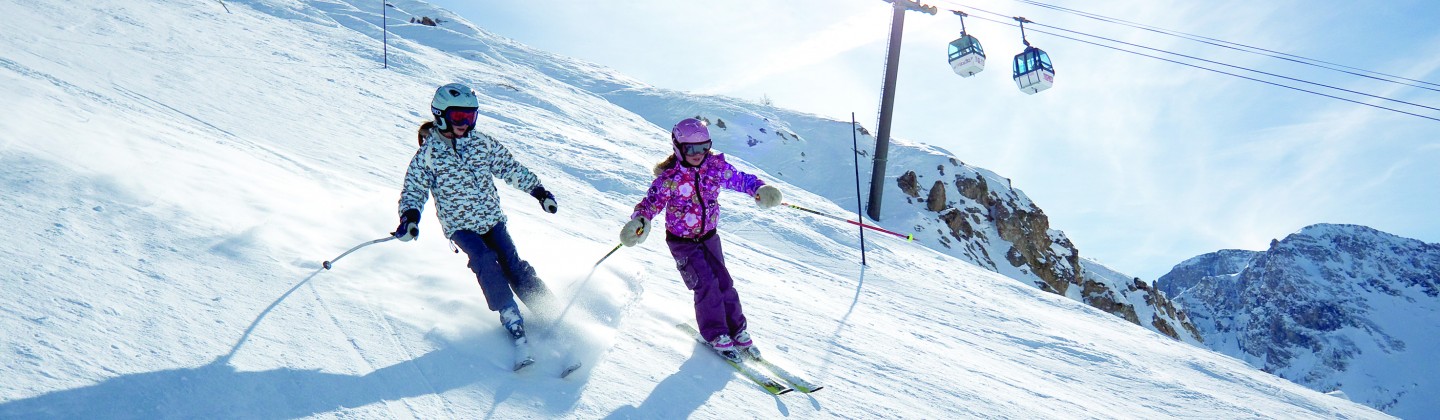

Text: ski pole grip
xmin=630 ymin=217 xmax=647 ymax=237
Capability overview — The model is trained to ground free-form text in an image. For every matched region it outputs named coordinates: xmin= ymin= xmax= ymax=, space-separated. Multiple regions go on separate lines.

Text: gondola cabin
xmin=1012 ymin=46 xmax=1054 ymax=94
xmin=947 ymin=35 xmax=985 ymax=77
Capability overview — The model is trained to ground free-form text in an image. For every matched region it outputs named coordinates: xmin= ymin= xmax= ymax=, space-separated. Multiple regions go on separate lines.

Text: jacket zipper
xmin=693 ymin=167 xmax=706 ymax=238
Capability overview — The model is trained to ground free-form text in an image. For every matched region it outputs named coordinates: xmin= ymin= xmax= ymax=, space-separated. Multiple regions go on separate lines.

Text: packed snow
xmin=0 ymin=0 xmax=1388 ymax=418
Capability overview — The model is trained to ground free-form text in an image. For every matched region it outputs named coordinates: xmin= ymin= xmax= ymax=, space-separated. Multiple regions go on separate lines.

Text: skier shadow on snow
xmin=0 ymin=268 xmax=589 ymax=419
xmin=603 ymin=347 xmax=792 ymax=419
xmin=0 ymin=346 xmax=497 ymax=419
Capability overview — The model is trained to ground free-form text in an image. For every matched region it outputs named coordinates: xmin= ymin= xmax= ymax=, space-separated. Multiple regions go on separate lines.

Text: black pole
xmin=867 ymin=2 xmax=906 ymax=221
xmin=866 ymin=1 xmax=935 ymax=221
xmin=852 ymin=113 xmax=868 ymax=266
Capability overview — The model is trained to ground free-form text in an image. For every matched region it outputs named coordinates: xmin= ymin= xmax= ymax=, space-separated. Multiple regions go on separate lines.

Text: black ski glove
xmin=394 ymin=209 xmax=421 ymax=241
xmin=531 ymin=186 xmax=558 ymax=214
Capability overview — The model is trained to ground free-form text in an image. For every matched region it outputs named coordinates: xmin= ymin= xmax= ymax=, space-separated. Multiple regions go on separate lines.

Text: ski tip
xmin=805 ymin=386 xmax=825 ymax=393
xmin=560 ymin=363 xmax=583 ymax=378
xmin=513 ymin=358 xmax=536 ymax=372
xmin=775 ymin=387 xmax=794 ymax=395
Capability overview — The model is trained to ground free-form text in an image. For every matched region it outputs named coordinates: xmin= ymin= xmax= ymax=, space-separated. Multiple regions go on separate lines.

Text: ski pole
xmin=782 ymin=202 xmax=914 ymax=241
xmin=593 ymin=243 xmax=623 ymax=268
xmin=540 ymin=242 xmax=626 ymax=346
xmin=591 ymin=219 xmax=648 ymax=268
xmin=322 ymin=236 xmax=396 ymax=270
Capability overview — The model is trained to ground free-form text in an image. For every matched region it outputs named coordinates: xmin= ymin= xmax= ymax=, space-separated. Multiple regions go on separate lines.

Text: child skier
xmin=394 ymin=83 xmax=561 ymax=371
xmin=619 ymin=118 xmax=783 ymax=362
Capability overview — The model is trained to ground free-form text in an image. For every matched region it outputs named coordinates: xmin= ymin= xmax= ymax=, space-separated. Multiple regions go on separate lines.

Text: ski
xmin=676 ymin=324 xmax=793 ymax=395
xmin=749 ymin=356 xmax=824 ymax=393
xmin=560 ymin=361 xmax=583 ymax=378
xmin=513 ymin=357 xmax=535 ymax=372
xmin=549 ymin=336 xmax=582 ymax=378
xmin=512 ymin=336 xmax=535 ymax=372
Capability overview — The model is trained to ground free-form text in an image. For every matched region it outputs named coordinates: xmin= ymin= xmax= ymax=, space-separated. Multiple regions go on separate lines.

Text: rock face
xmin=954 ymin=172 xmax=1076 ymax=297
xmin=1155 ymin=249 xmax=1261 ymax=298
xmin=897 ymin=170 xmax=920 ymax=198
xmin=926 ymin=181 xmax=947 ymax=212
xmin=893 ymin=162 xmax=1200 ymax=344
xmin=1081 ymin=259 xmax=1204 ymax=343
xmin=1157 ymin=224 xmax=1440 ymax=418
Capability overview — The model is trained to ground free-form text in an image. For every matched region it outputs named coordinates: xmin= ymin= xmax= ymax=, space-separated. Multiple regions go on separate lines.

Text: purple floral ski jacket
xmin=631 ymin=153 xmax=765 ymax=238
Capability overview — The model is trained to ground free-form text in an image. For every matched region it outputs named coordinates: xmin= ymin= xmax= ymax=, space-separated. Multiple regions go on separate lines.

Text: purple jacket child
xmin=632 ymin=151 xmax=762 ymax=238
xmin=620 ymin=118 xmax=783 ymax=362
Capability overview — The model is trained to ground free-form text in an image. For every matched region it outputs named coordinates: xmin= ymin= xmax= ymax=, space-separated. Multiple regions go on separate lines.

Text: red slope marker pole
xmin=783 ymin=202 xmax=914 ymax=242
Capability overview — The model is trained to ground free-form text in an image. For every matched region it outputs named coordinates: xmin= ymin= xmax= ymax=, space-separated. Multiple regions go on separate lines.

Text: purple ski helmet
xmin=670 ymin=118 xmax=712 ymax=160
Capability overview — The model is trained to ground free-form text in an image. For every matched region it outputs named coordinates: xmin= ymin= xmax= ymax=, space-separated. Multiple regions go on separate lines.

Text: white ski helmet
xmin=431 ymin=83 xmax=480 ymax=132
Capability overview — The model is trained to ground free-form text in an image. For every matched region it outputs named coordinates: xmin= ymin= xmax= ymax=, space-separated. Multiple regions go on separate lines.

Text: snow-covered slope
xmin=0 ymin=0 xmax=1384 ymax=418
xmin=1158 ymin=224 xmax=1440 ymax=418
xmin=395 ymin=6 xmax=1202 ymax=344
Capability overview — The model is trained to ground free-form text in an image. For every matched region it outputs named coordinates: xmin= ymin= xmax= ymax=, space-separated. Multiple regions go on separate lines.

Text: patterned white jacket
xmin=399 ymin=128 xmax=542 ymax=238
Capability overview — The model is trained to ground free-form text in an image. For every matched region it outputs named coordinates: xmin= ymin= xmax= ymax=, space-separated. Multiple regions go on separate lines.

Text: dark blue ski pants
xmin=452 ymin=223 xmax=555 ymax=319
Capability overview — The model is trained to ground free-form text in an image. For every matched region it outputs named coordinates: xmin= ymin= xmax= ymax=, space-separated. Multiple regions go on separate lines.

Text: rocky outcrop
xmin=1079 ymin=272 xmax=1139 ymax=324
xmin=939 ymin=207 xmax=974 ymax=239
xmin=955 ymin=172 xmax=1078 ymax=295
xmin=1081 ymin=259 xmax=1204 ymax=343
xmin=885 ymin=163 xmax=1200 ymax=344
xmin=1144 ymin=279 xmax=1202 ymax=342
xmin=955 ymin=173 xmax=989 ymax=205
xmin=926 ymin=181 xmax=947 ymax=212
xmin=897 ymin=170 xmax=920 ymax=198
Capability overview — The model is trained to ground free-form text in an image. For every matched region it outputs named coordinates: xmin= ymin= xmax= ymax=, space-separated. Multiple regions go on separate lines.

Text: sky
xmin=428 ymin=0 xmax=1440 ymax=280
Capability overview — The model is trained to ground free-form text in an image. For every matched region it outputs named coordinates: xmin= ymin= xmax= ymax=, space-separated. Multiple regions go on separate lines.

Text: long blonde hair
xmin=654 ymin=134 xmax=680 ymax=176
xmin=653 ymin=154 xmax=679 ymax=176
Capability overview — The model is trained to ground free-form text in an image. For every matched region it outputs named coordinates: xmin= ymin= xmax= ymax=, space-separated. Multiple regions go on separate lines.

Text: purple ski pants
xmin=666 ymin=232 xmax=747 ymax=343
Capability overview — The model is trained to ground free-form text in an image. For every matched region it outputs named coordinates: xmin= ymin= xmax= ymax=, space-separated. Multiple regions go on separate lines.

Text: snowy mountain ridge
xmin=0 ymin=0 xmax=1383 ymax=417
xmin=1158 ymin=223 xmax=1440 ymax=418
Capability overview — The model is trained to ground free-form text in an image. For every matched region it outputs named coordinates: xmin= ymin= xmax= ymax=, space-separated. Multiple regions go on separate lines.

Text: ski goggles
xmin=679 ymin=140 xmax=712 ymax=156
xmin=442 ymin=107 xmax=478 ymax=127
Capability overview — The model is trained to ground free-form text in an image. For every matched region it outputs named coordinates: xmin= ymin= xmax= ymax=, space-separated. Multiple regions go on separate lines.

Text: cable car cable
xmin=940 ymin=1 xmax=1440 ymax=115
xmin=957 ymin=12 xmax=1440 ymax=123
xmin=1004 ymin=7 xmax=1440 ymax=112
xmin=1004 ymin=0 xmax=1440 ymax=92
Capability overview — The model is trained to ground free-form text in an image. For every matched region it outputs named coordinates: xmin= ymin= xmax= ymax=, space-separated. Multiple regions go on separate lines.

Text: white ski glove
xmin=620 ymin=217 xmax=650 ymax=247
xmin=756 ymin=185 xmax=782 ymax=209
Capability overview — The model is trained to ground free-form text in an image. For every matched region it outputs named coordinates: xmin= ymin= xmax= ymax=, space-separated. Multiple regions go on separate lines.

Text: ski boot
xmin=502 ymin=307 xmax=534 ymax=371
xmin=710 ymin=334 xmax=742 ymax=363
xmin=733 ymin=330 xmax=762 ymax=360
